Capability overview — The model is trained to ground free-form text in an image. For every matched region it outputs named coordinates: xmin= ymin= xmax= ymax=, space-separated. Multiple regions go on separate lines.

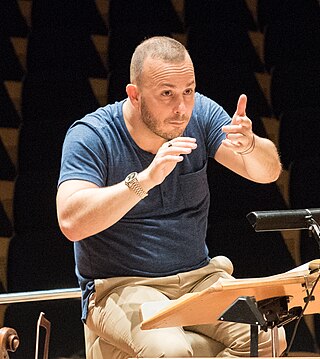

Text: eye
xmin=184 ymin=88 xmax=194 ymax=95
xmin=161 ymin=90 xmax=173 ymax=97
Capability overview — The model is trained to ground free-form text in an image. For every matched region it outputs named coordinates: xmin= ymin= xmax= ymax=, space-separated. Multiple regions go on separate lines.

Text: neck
xmin=123 ymin=99 xmax=166 ymax=154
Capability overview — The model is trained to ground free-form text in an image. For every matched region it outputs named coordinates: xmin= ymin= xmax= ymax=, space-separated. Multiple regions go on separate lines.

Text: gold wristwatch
xmin=124 ymin=172 xmax=148 ymax=199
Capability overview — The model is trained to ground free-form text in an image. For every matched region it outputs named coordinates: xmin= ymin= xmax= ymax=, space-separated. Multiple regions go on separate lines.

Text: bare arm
xmin=57 ymin=179 xmax=143 ymax=241
xmin=214 ymin=94 xmax=282 ymax=183
xmin=57 ymin=137 xmax=197 ymax=241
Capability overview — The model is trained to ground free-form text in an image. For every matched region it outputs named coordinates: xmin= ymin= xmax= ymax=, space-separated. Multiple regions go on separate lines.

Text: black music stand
xmin=246 ymin=208 xmax=320 ymax=355
xmin=141 ymin=259 xmax=320 ymax=357
xmin=218 ymin=295 xmax=301 ymax=357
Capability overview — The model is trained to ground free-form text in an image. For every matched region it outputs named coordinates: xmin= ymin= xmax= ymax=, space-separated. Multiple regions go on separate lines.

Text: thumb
xmin=235 ymin=94 xmax=247 ymax=117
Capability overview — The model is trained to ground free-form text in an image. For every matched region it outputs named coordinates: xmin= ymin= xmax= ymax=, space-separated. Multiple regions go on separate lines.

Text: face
xmin=138 ymin=56 xmax=196 ymax=141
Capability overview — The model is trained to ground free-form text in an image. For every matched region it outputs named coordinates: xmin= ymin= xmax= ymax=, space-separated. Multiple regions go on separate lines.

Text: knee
xmin=137 ymin=335 xmax=193 ymax=358
xmin=211 ymin=256 xmax=234 ymax=275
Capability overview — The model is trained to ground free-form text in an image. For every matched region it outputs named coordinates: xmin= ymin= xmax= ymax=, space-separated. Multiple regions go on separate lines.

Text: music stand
xmin=140 ymin=260 xmax=320 ymax=357
xmin=246 ymin=208 xmax=320 ymax=354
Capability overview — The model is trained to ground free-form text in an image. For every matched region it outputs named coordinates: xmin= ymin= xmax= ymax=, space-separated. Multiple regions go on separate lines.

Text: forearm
xmin=57 ymin=137 xmax=198 ymax=241
xmin=57 ymin=173 xmax=154 ymax=241
xmin=216 ymin=135 xmax=282 ymax=184
xmin=238 ymin=135 xmax=282 ymax=183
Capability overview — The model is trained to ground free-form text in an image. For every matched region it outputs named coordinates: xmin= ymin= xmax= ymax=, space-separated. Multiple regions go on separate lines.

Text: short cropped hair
xmin=130 ymin=36 xmax=190 ymax=85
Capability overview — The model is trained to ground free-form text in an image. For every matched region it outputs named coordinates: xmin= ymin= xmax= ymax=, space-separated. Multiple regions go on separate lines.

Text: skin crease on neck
xmin=123 ymin=55 xmax=196 ymax=154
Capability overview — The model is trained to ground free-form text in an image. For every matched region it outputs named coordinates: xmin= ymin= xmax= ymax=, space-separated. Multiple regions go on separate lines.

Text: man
xmin=57 ymin=36 xmax=285 ymax=357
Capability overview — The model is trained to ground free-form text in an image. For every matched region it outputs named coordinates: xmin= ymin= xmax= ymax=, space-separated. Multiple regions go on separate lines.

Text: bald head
xmin=130 ymin=36 xmax=191 ymax=86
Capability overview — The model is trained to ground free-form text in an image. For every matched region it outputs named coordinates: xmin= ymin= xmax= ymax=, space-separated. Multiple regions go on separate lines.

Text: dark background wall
xmin=0 ymin=1 xmax=319 ymax=358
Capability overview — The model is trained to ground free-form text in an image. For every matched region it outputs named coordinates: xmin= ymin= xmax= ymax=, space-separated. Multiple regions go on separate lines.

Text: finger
xmin=168 ymin=137 xmax=197 ymax=145
xmin=222 ymin=139 xmax=241 ymax=149
xmin=165 ymin=138 xmax=197 ymax=149
xmin=226 ymin=133 xmax=245 ymax=141
xmin=223 ymin=124 xmax=242 ymax=133
xmin=223 ymin=118 xmax=252 ymax=135
xmin=235 ymin=94 xmax=247 ymax=117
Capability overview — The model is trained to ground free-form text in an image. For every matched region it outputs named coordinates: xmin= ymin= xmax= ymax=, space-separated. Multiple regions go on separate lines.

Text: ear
xmin=126 ymin=84 xmax=140 ymax=108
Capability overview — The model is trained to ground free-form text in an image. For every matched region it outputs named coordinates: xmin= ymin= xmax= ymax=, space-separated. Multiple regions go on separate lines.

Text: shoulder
xmin=194 ymin=92 xmax=221 ymax=112
xmin=66 ymin=100 xmax=126 ymax=140
xmin=74 ymin=100 xmax=124 ymax=130
xmin=192 ymin=92 xmax=230 ymax=125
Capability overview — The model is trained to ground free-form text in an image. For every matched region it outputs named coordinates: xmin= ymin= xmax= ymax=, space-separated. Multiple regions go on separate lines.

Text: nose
xmin=174 ymin=97 xmax=187 ymax=115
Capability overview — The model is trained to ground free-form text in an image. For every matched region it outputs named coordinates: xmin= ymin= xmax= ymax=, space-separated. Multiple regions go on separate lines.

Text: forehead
xmin=141 ymin=57 xmax=195 ymax=88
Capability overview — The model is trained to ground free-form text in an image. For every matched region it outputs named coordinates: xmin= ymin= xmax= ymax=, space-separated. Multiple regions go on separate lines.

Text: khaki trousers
xmin=86 ymin=256 xmax=286 ymax=358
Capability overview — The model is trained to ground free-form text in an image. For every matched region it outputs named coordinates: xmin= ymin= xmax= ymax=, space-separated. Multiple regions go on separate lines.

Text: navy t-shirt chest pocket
xmin=178 ymin=163 xmax=209 ymax=209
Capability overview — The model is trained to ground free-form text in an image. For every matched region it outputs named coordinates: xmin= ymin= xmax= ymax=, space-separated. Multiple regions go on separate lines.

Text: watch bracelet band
xmin=130 ymin=180 xmax=148 ymax=199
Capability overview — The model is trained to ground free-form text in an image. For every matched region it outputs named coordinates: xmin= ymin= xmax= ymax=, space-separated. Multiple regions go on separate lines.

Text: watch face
xmin=126 ymin=172 xmax=138 ymax=188
xmin=127 ymin=172 xmax=136 ymax=182
xmin=125 ymin=171 xmax=147 ymax=198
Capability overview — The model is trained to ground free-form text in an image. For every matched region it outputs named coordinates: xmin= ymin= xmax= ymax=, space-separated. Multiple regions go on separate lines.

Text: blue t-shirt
xmin=58 ymin=92 xmax=231 ymax=320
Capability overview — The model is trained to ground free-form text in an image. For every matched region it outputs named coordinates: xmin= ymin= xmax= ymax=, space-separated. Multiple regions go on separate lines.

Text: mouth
xmin=169 ymin=121 xmax=185 ymax=125
xmin=168 ymin=118 xmax=187 ymax=126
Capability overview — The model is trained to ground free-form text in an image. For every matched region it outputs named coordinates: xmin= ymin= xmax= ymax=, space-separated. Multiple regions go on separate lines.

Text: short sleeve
xmin=58 ymin=122 xmax=108 ymax=187
xmin=193 ymin=93 xmax=231 ymax=157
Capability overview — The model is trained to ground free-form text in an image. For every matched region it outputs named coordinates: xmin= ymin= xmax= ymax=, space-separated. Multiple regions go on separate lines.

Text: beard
xmin=140 ymin=97 xmax=189 ymax=141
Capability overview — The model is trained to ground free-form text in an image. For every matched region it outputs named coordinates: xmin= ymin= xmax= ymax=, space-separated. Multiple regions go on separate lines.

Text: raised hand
xmin=221 ymin=94 xmax=254 ymax=154
xmin=144 ymin=137 xmax=197 ymax=186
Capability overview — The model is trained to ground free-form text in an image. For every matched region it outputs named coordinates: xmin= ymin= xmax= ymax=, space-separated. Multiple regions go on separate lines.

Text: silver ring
xmin=168 ymin=142 xmax=173 ymax=147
